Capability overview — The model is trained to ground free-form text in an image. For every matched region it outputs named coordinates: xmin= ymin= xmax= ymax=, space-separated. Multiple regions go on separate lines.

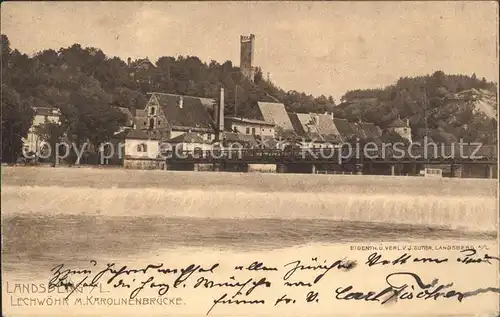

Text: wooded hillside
xmin=334 ymin=71 xmax=497 ymax=144
xmin=1 ymin=33 xmax=497 ymax=162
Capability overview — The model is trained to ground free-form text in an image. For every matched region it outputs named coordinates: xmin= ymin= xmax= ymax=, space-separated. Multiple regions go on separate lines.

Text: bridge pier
xmin=276 ymin=164 xmax=287 ymax=173
xmin=411 ymin=163 xmax=417 ymax=176
xmin=390 ymin=165 xmax=395 ymax=176
xmin=355 ymin=164 xmax=363 ymax=175
xmin=311 ymin=164 xmax=317 ymax=174
xmin=487 ymin=164 xmax=494 ymax=179
xmin=451 ymin=164 xmax=463 ymax=178
xmin=213 ymin=163 xmax=221 ymax=172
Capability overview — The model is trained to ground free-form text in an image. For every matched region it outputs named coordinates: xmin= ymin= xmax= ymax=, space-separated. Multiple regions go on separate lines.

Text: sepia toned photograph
xmin=1 ymin=1 xmax=499 ymax=316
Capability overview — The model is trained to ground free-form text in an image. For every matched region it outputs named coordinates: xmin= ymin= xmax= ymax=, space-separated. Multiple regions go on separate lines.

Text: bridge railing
xmin=162 ymin=144 xmax=497 ymax=162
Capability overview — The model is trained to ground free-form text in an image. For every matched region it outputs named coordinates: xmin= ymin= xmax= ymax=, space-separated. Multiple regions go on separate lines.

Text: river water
xmin=2 ymin=167 xmax=497 ymax=269
xmin=1 ymin=167 xmax=498 ymax=316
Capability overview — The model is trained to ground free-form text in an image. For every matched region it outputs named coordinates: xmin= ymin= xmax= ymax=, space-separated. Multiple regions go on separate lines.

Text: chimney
xmin=178 ymin=97 xmax=184 ymax=109
xmin=406 ymin=119 xmax=409 ymax=126
xmin=217 ymin=87 xmax=225 ymax=140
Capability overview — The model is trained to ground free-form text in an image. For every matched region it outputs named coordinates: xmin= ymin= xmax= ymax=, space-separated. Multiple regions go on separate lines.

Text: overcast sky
xmin=2 ymin=1 xmax=498 ymax=100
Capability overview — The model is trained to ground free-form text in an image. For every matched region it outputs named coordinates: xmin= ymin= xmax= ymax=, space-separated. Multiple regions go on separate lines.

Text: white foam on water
xmin=2 ymin=185 xmax=496 ymax=232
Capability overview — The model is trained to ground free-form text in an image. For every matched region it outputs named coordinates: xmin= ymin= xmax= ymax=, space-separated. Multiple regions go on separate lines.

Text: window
xmin=252 ymin=127 xmax=256 ymax=134
xmin=137 ymin=143 xmax=148 ymax=152
xmin=246 ymin=127 xmax=250 ymax=134
xmin=150 ymin=107 xmax=156 ymax=115
xmin=158 ymin=120 xmax=161 ymax=126
xmin=149 ymin=118 xmax=154 ymax=129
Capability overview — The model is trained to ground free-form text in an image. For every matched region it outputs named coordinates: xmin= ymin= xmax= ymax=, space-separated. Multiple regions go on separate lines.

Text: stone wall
xmin=248 ymin=164 xmax=277 ymax=173
xmin=124 ymin=159 xmax=162 ymax=170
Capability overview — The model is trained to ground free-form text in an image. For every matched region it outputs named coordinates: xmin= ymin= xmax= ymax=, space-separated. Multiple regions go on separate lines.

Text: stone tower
xmin=240 ymin=34 xmax=255 ymax=82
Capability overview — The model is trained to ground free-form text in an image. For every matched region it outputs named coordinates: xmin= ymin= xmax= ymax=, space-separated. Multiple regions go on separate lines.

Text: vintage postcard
xmin=1 ymin=1 xmax=499 ymax=316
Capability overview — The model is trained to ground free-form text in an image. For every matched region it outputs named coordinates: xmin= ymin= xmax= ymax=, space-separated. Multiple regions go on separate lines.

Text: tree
xmin=64 ymin=86 xmax=126 ymax=163
xmin=254 ymin=67 xmax=263 ymax=83
xmin=1 ymin=85 xmax=35 ymax=162
xmin=2 ymin=33 xmax=497 ymax=156
xmin=34 ymin=120 xmax=65 ymax=165
xmin=431 ymin=70 xmax=446 ymax=87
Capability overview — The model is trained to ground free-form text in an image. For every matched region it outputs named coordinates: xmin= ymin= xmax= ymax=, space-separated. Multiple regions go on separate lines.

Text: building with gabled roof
xmin=388 ymin=117 xmax=410 ymax=129
xmin=123 ymin=128 xmax=162 ymax=169
xmin=257 ymin=101 xmax=295 ymax=135
xmin=224 ymin=116 xmax=275 ymax=137
xmin=126 ymin=129 xmax=154 ymax=140
xmin=349 ymin=122 xmax=367 ymax=140
xmin=287 ymin=112 xmax=308 ymax=138
xmin=286 ymin=112 xmax=340 ymax=148
xmin=165 ymin=131 xmax=213 ymax=153
xmin=23 ymin=107 xmax=62 ymax=156
xmin=168 ymin=132 xmax=208 ymax=144
xmin=138 ymin=92 xmax=217 ymax=142
xmin=388 ymin=116 xmax=412 ymax=143
xmin=127 ymin=57 xmax=156 ymax=85
xmin=359 ymin=122 xmax=383 ymax=141
xmin=314 ymin=113 xmax=342 ymax=143
xmin=222 ymin=132 xmax=258 ymax=148
xmin=333 ymin=118 xmax=357 ymax=141
xmin=296 ymin=113 xmax=323 ymax=141
xmin=127 ymin=57 xmax=155 ymax=70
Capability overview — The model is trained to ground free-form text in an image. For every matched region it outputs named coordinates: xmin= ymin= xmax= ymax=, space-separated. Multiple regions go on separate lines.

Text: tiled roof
xmin=199 ymin=97 xmax=216 ymax=109
xmin=222 ymin=132 xmax=258 ymax=146
xmin=350 ymin=122 xmax=366 ymax=139
xmin=150 ymin=93 xmax=216 ymax=132
xmin=132 ymin=58 xmax=155 ymax=69
xmin=167 ymin=132 xmax=207 ymax=144
xmin=225 ymin=116 xmax=275 ymax=126
xmin=359 ymin=122 xmax=382 ymax=140
xmin=296 ymin=113 xmax=322 ymax=141
xmin=126 ymin=129 xmax=155 ymax=140
xmin=287 ymin=112 xmax=308 ymax=138
xmin=257 ymin=102 xmax=295 ymax=132
xmin=316 ymin=114 xmax=342 ymax=143
xmin=333 ymin=118 xmax=357 ymax=139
